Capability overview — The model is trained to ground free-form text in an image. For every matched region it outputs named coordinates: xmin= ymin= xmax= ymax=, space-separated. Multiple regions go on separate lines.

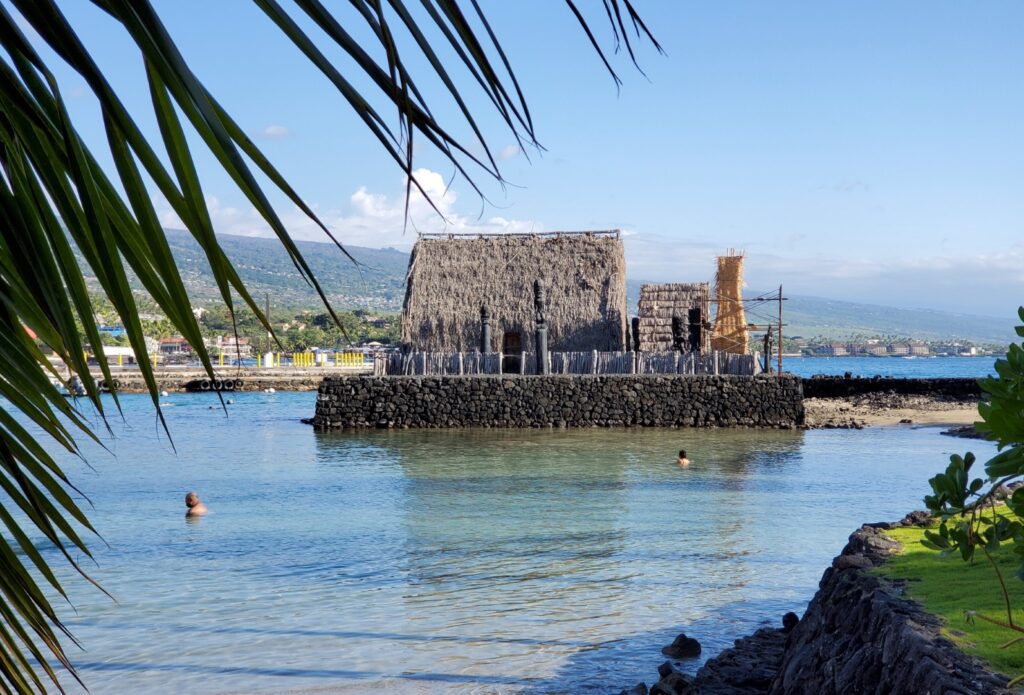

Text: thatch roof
xmin=402 ymin=231 xmax=627 ymax=352
xmin=636 ymin=283 xmax=711 ymax=352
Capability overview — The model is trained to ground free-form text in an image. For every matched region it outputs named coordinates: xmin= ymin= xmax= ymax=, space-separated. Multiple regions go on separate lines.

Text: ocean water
xmin=782 ymin=354 xmax=998 ymax=379
xmin=22 ymin=392 xmax=996 ymax=694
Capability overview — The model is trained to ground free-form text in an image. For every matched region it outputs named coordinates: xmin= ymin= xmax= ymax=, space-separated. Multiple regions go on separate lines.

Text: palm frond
xmin=0 ymin=0 xmax=658 ymax=691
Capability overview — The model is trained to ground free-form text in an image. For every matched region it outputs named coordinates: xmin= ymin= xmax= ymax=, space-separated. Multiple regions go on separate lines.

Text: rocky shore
xmin=625 ymin=512 xmax=1009 ymax=695
xmin=803 ymin=393 xmax=980 ymax=430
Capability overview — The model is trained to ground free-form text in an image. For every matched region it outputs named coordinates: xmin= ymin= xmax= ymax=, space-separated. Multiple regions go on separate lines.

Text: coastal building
xmin=217 ymin=335 xmax=252 ymax=358
xmin=635 ymin=283 xmax=711 ymax=352
xmin=888 ymin=343 xmax=911 ymax=356
xmin=159 ymin=337 xmax=191 ymax=355
xmin=102 ymin=346 xmax=137 ymax=364
xmin=401 ymin=231 xmax=628 ymax=352
xmin=815 ymin=343 xmax=849 ymax=357
xmin=866 ymin=345 xmax=889 ymax=356
xmin=909 ymin=343 xmax=930 ymax=356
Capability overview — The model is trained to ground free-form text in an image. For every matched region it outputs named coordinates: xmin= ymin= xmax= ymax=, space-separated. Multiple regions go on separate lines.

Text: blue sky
xmin=25 ymin=2 xmax=1024 ymax=319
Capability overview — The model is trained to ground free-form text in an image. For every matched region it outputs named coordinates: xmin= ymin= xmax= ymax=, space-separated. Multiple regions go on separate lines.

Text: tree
xmin=0 ymin=2 xmax=659 ymax=691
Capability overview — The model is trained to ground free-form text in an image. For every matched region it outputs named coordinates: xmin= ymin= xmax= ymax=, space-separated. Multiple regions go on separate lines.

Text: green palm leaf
xmin=0 ymin=1 xmax=658 ymax=691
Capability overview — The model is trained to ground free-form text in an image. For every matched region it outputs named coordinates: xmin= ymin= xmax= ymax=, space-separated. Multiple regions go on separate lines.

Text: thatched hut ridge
xmin=401 ymin=231 xmax=627 ymax=353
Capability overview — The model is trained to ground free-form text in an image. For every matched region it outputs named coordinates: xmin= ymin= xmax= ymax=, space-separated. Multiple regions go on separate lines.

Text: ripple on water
xmin=20 ymin=392 xmax=994 ymax=694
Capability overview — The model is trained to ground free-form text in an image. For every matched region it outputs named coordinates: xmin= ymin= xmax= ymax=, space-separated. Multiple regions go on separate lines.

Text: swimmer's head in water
xmin=679 ymin=449 xmax=687 ymax=459
xmin=185 ymin=491 xmax=200 ymax=508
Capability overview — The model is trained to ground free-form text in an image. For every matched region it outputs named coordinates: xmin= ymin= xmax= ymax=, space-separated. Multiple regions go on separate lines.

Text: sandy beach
xmin=803 ymin=393 xmax=981 ymax=429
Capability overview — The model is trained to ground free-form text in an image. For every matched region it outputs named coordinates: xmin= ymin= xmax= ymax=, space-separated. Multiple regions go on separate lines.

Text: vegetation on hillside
xmin=198 ymin=305 xmax=399 ymax=351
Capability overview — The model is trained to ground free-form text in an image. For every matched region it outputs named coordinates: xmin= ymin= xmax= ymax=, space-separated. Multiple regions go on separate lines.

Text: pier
xmin=79 ymin=364 xmax=372 ymax=393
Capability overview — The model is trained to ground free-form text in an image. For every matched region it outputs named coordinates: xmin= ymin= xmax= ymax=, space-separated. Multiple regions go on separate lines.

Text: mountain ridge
xmin=82 ymin=230 xmax=1015 ymax=344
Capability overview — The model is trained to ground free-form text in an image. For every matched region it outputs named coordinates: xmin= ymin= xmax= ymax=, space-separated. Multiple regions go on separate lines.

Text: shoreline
xmin=630 ymin=513 xmax=1009 ymax=695
xmin=803 ymin=393 xmax=979 ymax=429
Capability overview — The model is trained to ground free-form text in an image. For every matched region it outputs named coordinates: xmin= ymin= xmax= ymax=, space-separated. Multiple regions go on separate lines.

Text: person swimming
xmin=678 ymin=449 xmax=690 ymax=467
xmin=185 ymin=491 xmax=208 ymax=517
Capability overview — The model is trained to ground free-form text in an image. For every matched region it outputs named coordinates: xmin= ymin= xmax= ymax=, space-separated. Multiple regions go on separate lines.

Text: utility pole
xmin=777 ymin=284 xmax=784 ymax=375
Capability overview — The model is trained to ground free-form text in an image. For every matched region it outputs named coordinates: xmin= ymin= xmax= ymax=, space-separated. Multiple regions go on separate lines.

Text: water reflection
xmin=28 ymin=393 xmax=976 ymax=694
xmin=311 ymin=427 xmax=806 ymax=690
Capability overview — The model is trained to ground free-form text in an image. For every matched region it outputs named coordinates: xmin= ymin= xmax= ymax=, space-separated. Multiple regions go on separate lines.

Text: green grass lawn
xmin=880 ymin=525 xmax=1024 ymax=681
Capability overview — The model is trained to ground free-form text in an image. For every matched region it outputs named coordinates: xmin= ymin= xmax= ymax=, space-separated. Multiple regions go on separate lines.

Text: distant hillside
xmin=82 ymin=229 xmax=409 ymax=312
xmin=625 ymin=282 xmax=1014 ymax=345
xmin=80 ymin=231 xmax=1013 ymax=343
xmin=774 ymin=294 xmax=1014 ymax=344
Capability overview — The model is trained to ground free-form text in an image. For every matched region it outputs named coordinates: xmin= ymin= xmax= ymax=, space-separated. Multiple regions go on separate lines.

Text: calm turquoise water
xmin=783 ymin=354 xmax=998 ymax=378
xmin=31 ymin=392 xmax=994 ymax=694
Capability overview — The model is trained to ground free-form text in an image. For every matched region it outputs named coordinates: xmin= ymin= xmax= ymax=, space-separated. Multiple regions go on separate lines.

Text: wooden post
xmin=688 ymin=307 xmax=702 ymax=352
xmin=480 ymin=305 xmax=491 ymax=353
xmin=671 ymin=315 xmax=685 ymax=352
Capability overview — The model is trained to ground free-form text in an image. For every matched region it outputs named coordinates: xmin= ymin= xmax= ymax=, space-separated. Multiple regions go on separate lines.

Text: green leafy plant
xmin=923 ymin=306 xmax=1024 ymax=680
xmin=0 ymin=1 xmax=660 ymax=692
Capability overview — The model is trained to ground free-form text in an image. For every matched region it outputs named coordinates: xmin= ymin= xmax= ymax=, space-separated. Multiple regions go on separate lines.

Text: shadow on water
xmin=70 ymin=660 xmax=531 ymax=686
xmin=520 ymin=596 xmax=800 ymax=694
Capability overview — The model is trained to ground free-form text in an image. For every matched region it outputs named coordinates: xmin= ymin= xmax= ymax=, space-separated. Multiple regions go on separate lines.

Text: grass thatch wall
xmin=711 ymin=252 xmax=748 ymax=354
xmin=402 ymin=232 xmax=627 ymax=352
xmin=636 ymin=283 xmax=711 ymax=352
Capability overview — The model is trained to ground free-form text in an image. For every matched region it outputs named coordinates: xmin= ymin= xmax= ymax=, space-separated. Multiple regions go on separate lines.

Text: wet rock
xmin=661 ymin=633 xmax=701 ymax=658
xmin=941 ymin=424 xmax=990 ymax=440
xmin=833 ymin=553 xmax=873 ymax=570
xmin=650 ymin=671 xmax=694 ymax=695
xmin=657 ymin=661 xmax=677 ymax=678
xmin=782 ymin=612 xmax=799 ymax=633
xmin=899 ymin=510 xmax=932 ymax=527
xmin=636 ymin=515 xmax=1010 ymax=695
xmin=618 ymin=683 xmax=648 ymax=695
xmin=694 ymin=627 xmax=786 ymax=693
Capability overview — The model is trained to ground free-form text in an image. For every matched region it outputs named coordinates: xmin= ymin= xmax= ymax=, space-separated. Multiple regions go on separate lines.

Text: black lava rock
xmin=782 ymin=611 xmax=800 ymax=633
xmin=661 ymin=633 xmax=701 ymax=659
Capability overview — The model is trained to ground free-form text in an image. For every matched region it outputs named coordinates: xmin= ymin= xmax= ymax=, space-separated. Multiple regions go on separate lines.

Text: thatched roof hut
xmin=402 ymin=231 xmax=627 ymax=353
xmin=636 ymin=283 xmax=711 ymax=352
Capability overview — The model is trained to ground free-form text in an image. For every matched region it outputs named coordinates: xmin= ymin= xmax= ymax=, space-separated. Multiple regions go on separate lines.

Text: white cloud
xmin=259 ymin=124 xmax=290 ymax=139
xmin=155 ymin=168 xmax=541 ymax=250
xmin=623 ymin=233 xmax=1024 ymax=317
xmin=153 ymin=177 xmax=1022 ymax=317
xmin=498 ymin=144 xmax=521 ymax=161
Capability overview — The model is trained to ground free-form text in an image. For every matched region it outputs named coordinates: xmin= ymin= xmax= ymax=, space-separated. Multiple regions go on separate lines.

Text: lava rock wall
xmin=313 ymin=374 xmax=804 ymax=429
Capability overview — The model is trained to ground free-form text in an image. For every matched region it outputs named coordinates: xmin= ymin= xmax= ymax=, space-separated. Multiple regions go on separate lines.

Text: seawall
xmin=313 ymin=374 xmax=804 ymax=429
xmin=637 ymin=517 xmax=1009 ymax=694
xmin=84 ymin=368 xmax=370 ymax=393
xmin=802 ymin=376 xmax=982 ymax=399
